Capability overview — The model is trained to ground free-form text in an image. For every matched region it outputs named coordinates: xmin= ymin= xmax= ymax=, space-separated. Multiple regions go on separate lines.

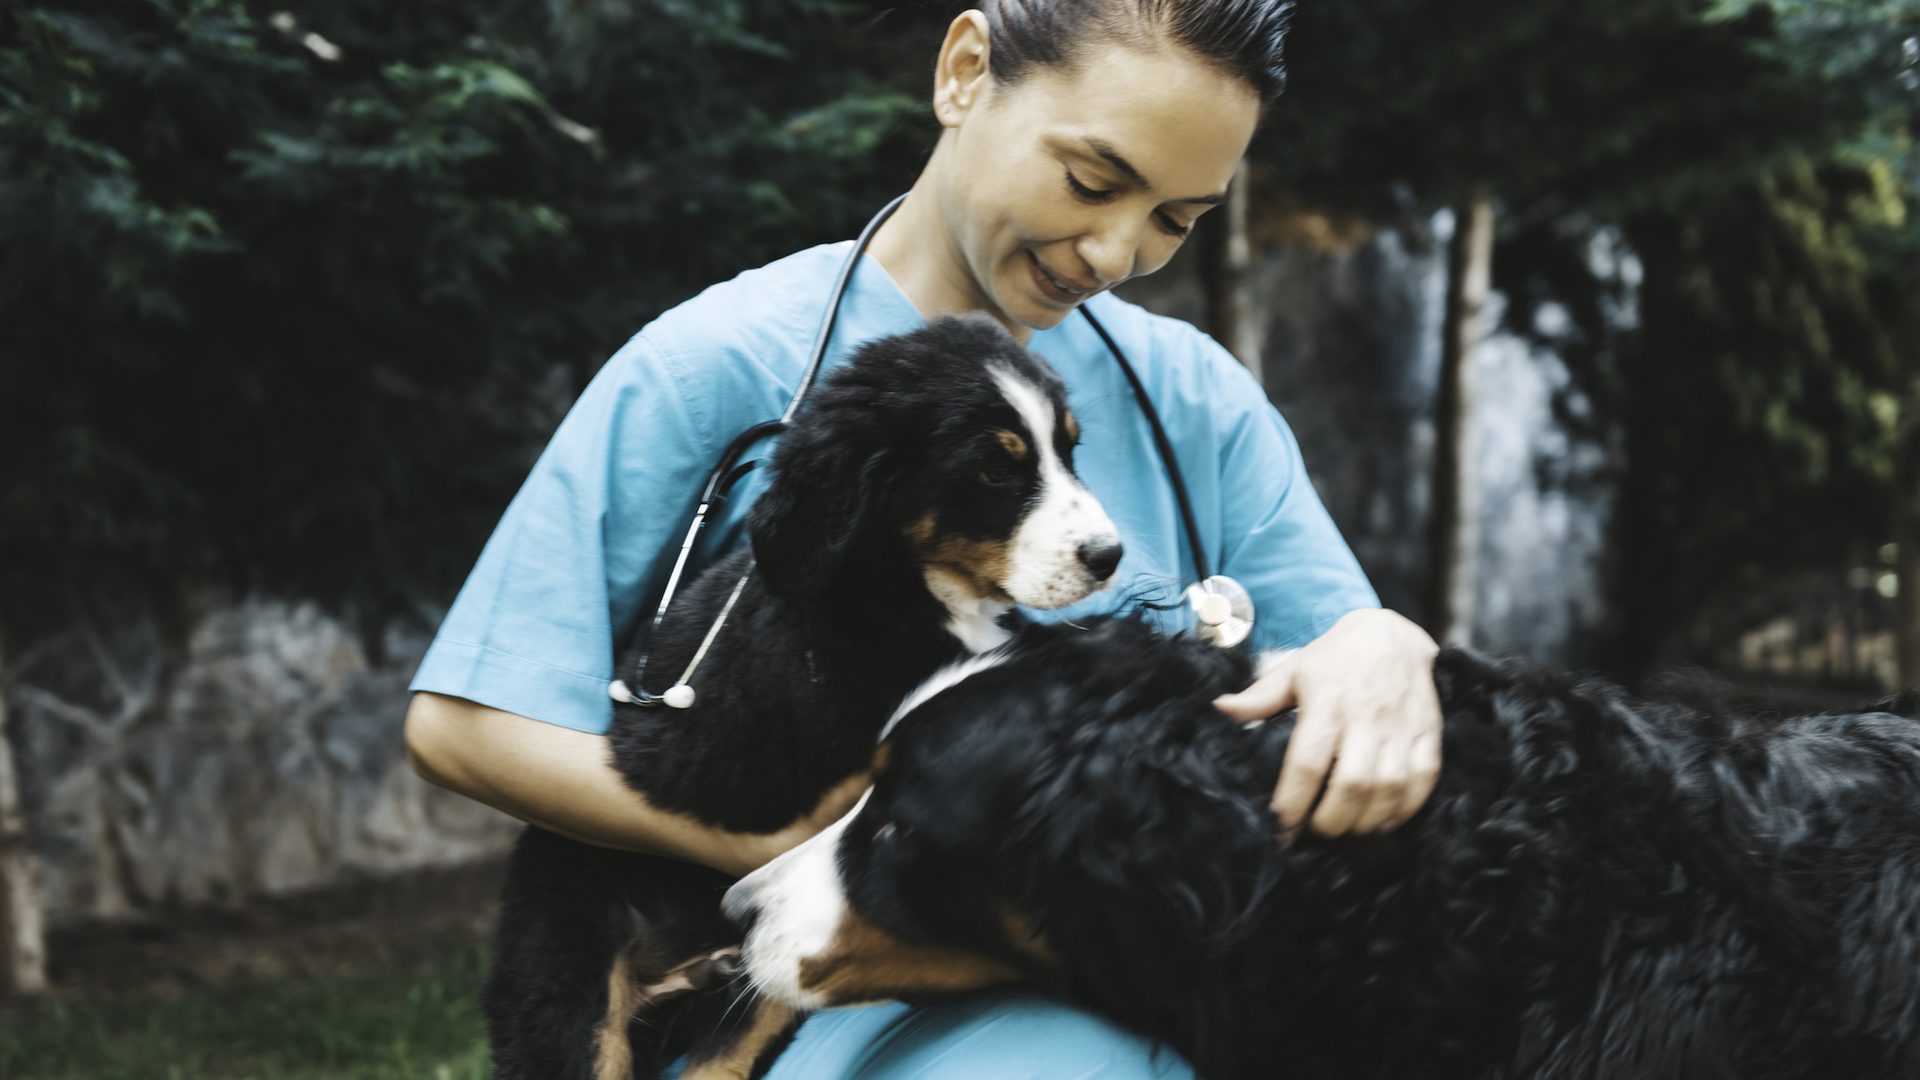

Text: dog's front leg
xmin=678 ymin=992 xmax=808 ymax=1080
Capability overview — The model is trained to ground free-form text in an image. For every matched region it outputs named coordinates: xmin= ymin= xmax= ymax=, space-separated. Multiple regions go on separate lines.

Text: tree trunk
xmin=1898 ymin=461 xmax=1919 ymax=689
xmin=1426 ymin=189 xmax=1496 ymax=646
xmin=1893 ymin=281 xmax=1920 ymax=691
xmin=0 ymin=625 xmax=49 ymax=996
xmin=1201 ymin=160 xmax=1263 ymax=384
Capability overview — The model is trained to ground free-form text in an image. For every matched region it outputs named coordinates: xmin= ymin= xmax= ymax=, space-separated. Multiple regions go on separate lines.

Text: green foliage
xmin=1264 ymin=0 xmax=1920 ymax=668
xmin=0 ymin=0 xmax=931 ymax=625
xmin=1605 ymin=159 xmax=1906 ymax=666
xmin=0 ymin=947 xmax=490 ymax=1079
xmin=1264 ymin=0 xmax=1861 ymax=215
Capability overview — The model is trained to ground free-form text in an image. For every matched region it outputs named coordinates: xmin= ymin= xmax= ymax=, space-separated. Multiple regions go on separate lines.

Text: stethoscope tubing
xmin=619 ymin=193 xmax=1249 ymax=708
xmin=1079 ymin=306 xmax=1212 ymax=586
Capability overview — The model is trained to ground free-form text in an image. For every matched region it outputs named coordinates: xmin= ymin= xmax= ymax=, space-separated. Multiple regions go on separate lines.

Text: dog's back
xmin=1223 ymin=651 xmax=1920 ymax=1079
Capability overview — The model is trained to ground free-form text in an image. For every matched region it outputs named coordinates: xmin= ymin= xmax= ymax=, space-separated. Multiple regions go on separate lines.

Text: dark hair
xmin=981 ymin=0 xmax=1295 ymax=106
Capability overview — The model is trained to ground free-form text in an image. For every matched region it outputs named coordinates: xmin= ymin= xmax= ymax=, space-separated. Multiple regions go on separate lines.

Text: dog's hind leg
xmin=483 ymin=828 xmax=639 ymax=1080
xmin=483 ymin=829 xmax=739 ymax=1079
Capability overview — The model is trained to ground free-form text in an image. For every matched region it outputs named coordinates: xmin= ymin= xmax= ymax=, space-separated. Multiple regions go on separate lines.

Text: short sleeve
xmin=408 ymin=334 xmax=725 ymax=734
xmin=1035 ymin=295 xmax=1378 ymax=653
xmin=408 ymin=243 xmax=923 ymax=733
xmin=1212 ymin=372 xmax=1381 ymax=649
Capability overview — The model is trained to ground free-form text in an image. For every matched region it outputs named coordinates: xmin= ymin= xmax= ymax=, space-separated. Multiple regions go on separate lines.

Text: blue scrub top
xmin=411 ymin=240 xmax=1378 ymax=734
xmin=663 ymin=992 xmax=1194 ymax=1080
xmin=412 ymin=242 xmax=1376 ymax=1077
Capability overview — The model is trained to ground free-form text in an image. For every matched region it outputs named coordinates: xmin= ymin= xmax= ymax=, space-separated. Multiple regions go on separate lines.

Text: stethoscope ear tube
xmin=1080 ymin=307 xmax=1211 ymax=584
xmin=620 ymin=195 xmax=910 ymax=707
xmin=1082 ymin=308 xmax=1256 ymax=646
xmin=781 ymin=194 xmax=910 ymax=423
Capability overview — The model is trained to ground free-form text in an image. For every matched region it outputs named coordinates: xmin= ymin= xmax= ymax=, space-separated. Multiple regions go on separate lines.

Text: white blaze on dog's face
xmin=989 ymin=366 xmax=1121 ymax=609
xmin=906 ymin=359 xmax=1122 ymax=651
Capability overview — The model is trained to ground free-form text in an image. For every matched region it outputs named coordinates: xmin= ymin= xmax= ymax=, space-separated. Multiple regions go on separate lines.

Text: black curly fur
xmin=828 ymin=616 xmax=1920 ymax=1080
xmin=481 ymin=315 xmax=1091 ymax=1079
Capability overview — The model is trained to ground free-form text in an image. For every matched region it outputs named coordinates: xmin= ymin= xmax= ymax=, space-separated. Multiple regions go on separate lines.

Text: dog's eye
xmin=874 ymin=821 xmax=912 ymax=843
xmin=979 ymin=464 xmax=1017 ymax=487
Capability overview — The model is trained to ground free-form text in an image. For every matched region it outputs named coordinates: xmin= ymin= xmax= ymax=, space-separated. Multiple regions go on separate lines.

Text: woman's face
xmin=930 ymin=29 xmax=1261 ymax=333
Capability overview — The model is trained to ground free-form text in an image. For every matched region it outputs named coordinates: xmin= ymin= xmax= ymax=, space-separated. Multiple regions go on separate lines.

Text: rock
xmin=8 ymin=585 xmax=517 ymax=925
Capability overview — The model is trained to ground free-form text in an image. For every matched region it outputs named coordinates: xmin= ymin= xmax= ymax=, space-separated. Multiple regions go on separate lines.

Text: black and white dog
xmin=481 ymin=316 xmax=1122 ymax=1080
xmin=728 ymin=616 xmax=1920 ymax=1080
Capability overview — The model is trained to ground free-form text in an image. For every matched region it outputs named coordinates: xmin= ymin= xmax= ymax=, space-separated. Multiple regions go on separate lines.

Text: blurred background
xmin=2 ymin=0 xmax=1918 ymax=1074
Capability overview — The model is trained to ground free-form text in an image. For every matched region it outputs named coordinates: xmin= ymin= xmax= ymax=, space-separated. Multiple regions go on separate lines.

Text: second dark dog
xmin=730 ymin=616 xmax=1920 ymax=1080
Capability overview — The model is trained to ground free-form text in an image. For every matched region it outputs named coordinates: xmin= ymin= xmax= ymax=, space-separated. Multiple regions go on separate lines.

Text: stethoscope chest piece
xmin=1188 ymin=575 xmax=1255 ymax=648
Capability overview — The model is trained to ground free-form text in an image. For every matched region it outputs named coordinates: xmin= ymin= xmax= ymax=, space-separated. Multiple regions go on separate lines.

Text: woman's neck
xmin=866 ymin=147 xmax=1035 ymax=344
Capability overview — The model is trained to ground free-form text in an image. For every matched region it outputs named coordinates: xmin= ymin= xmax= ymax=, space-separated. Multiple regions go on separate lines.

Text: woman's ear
xmin=933 ymin=10 xmax=993 ymax=128
xmin=747 ymin=398 xmax=896 ymax=598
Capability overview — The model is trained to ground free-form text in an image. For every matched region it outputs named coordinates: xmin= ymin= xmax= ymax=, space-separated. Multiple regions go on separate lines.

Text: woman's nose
xmin=1075 ymin=220 xmax=1144 ymax=286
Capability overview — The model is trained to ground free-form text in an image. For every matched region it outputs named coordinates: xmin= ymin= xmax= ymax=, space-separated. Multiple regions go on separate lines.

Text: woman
xmin=407 ymin=3 xmax=1442 ymax=1076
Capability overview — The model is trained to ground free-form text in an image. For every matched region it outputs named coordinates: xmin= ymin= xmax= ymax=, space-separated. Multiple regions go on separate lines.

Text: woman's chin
xmin=993 ymin=282 xmax=1081 ymax=332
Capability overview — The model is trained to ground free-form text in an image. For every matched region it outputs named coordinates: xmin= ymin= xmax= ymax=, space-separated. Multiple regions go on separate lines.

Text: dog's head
xmin=747 ymin=315 xmax=1121 ymax=619
xmin=724 ymin=618 xmax=1301 ymax=1072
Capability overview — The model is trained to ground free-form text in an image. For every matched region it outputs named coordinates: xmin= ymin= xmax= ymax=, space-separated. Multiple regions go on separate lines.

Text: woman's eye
xmin=1156 ymin=211 xmax=1192 ymax=240
xmin=1065 ymin=169 xmax=1116 ymax=203
xmin=980 ymin=464 xmax=1018 ymax=486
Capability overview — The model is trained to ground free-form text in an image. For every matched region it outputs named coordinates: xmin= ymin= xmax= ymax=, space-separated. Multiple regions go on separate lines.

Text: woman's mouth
xmin=1026 ymin=251 xmax=1098 ymax=307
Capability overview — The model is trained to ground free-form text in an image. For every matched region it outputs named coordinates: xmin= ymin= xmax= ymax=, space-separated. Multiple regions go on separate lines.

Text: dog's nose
xmin=1077 ymin=541 xmax=1124 ymax=581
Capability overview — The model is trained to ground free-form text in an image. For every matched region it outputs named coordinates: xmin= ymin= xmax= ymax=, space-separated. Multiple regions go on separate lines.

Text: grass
xmin=0 ymin=947 xmax=492 ymax=1080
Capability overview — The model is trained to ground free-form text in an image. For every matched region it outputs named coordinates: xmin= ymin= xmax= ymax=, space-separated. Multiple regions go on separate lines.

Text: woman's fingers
xmin=1346 ymin=734 xmax=1410 ymax=834
xmin=1238 ymin=609 xmax=1444 ymax=840
xmin=1307 ymin=734 xmax=1379 ymax=836
xmin=1214 ymin=652 xmax=1299 ymax=723
xmin=1271 ymin=709 xmax=1337 ymax=837
xmin=1388 ymin=727 xmax=1442 ymax=829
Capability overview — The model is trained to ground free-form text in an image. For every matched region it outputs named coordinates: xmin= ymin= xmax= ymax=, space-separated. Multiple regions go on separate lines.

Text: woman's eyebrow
xmin=1080 ymin=136 xmax=1228 ymax=205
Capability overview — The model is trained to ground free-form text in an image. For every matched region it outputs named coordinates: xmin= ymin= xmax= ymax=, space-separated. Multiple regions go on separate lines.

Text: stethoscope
xmin=610 ymin=194 xmax=1255 ymax=711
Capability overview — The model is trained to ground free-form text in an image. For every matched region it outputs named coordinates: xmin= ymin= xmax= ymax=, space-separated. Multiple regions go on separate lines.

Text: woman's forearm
xmin=403 ymin=691 xmax=863 ymax=878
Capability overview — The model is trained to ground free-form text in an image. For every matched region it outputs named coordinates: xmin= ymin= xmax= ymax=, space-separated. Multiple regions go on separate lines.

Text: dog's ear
xmin=747 ymin=386 xmax=900 ymax=598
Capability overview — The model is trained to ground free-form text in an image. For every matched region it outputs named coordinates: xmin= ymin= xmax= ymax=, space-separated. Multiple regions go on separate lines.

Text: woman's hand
xmin=1213 ymin=608 xmax=1442 ymax=839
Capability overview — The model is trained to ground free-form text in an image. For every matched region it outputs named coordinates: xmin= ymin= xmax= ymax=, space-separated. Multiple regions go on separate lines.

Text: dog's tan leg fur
xmin=681 ymin=999 xmax=802 ymax=1080
xmin=593 ymin=949 xmax=639 ymax=1080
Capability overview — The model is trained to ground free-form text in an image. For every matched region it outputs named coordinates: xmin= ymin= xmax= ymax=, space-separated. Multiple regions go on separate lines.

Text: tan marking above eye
xmin=797 ymin=910 xmax=1019 ymax=1004
xmin=1063 ymin=410 xmax=1080 ymax=443
xmin=872 ymin=743 xmax=892 ymax=773
xmin=996 ymin=429 xmax=1029 ymax=460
